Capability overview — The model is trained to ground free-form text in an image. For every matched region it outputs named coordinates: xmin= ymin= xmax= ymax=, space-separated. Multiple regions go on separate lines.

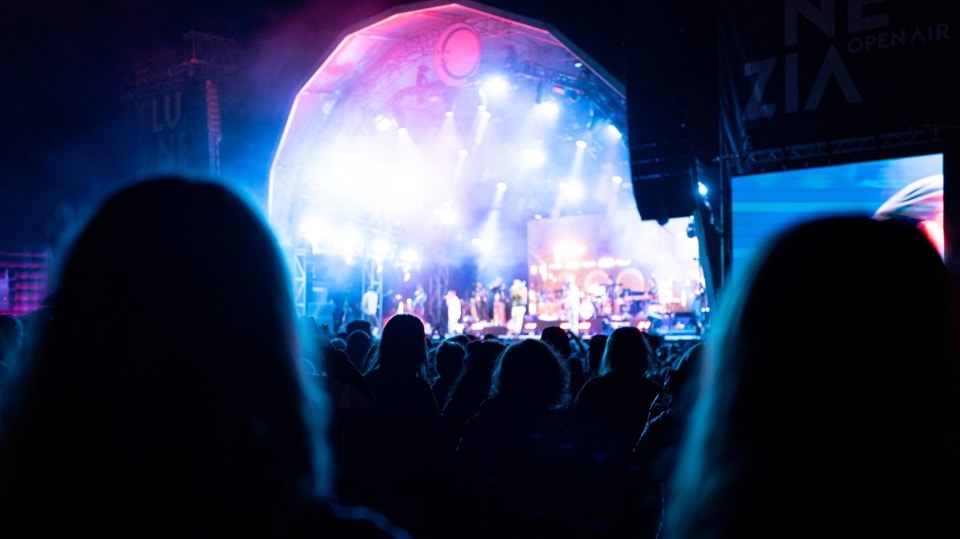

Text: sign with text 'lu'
xmin=721 ymin=0 xmax=960 ymax=151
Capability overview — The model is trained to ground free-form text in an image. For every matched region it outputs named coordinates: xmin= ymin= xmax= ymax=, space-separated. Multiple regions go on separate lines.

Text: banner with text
xmin=720 ymin=0 xmax=960 ymax=152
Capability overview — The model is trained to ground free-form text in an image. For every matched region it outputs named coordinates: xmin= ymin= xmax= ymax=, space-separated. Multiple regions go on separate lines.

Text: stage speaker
xmin=624 ymin=2 xmax=699 ymax=222
xmin=484 ymin=325 xmax=509 ymax=337
xmin=632 ymin=176 xmax=696 ymax=224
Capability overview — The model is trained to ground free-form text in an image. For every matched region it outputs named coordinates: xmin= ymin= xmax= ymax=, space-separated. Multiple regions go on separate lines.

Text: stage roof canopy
xmin=269 ymin=0 xmax=631 ymax=269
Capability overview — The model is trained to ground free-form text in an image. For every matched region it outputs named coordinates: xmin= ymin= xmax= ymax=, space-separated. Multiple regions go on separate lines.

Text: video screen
xmin=731 ymin=153 xmax=944 ymax=279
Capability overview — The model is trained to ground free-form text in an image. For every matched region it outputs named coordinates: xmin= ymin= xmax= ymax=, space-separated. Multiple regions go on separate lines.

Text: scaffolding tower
xmin=126 ymin=31 xmax=239 ymax=178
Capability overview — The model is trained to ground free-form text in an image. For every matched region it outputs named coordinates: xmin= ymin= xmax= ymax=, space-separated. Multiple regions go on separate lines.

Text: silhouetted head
xmin=586 ymin=333 xmax=608 ymax=376
xmin=447 ymin=333 xmax=472 ymax=348
xmin=668 ymin=215 xmax=960 ymax=538
xmin=345 ymin=319 xmax=373 ymax=336
xmin=0 ymin=177 xmax=330 ymax=534
xmin=0 ymin=315 xmax=23 ymax=366
xmin=369 ymin=313 xmax=427 ymax=377
xmin=600 ymin=325 xmax=652 ymax=376
xmin=662 ymin=341 xmax=703 ymax=415
xmin=464 ymin=338 xmax=507 ymax=373
xmin=490 ymin=338 xmax=570 ymax=410
xmin=540 ymin=326 xmax=572 ymax=358
xmin=345 ymin=329 xmax=373 ymax=369
xmin=435 ymin=340 xmax=467 ymax=379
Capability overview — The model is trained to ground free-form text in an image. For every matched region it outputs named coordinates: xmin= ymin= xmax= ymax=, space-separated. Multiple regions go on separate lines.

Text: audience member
xmin=632 ymin=341 xmax=704 ymax=539
xmin=431 ymin=339 xmax=466 ymax=409
xmin=570 ymin=325 xmax=663 ymax=537
xmin=0 ymin=177 xmax=406 ymax=537
xmin=345 ymin=329 xmax=375 ymax=373
xmin=352 ymin=313 xmax=443 ymax=538
xmin=666 ymin=215 xmax=960 ymax=538
xmin=453 ymin=338 xmax=577 ymax=537
xmin=0 ymin=315 xmax=23 ymax=389
xmin=586 ymin=333 xmax=608 ymax=378
xmin=541 ymin=325 xmax=587 ymax=399
xmin=440 ymin=338 xmax=506 ymax=444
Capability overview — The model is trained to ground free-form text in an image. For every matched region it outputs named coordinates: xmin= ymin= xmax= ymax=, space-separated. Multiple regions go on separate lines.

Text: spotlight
xmin=482 ymin=75 xmax=509 ymax=97
xmin=522 ymin=148 xmax=546 ymax=167
xmin=538 ymin=100 xmax=559 ymax=116
xmin=374 ymin=114 xmax=394 ymax=131
xmin=697 ymin=181 xmax=709 ymax=197
xmin=686 ymin=215 xmax=697 ymax=238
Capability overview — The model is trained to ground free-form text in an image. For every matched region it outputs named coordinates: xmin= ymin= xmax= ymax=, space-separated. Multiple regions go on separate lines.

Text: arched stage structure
xmin=269 ymin=0 xmax=705 ymax=339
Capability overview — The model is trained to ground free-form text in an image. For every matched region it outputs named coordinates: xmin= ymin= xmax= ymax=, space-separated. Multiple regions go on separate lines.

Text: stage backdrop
xmin=526 ymin=212 xmax=703 ymax=318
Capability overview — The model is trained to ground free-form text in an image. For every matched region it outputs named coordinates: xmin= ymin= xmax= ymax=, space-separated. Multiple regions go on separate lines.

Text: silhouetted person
xmin=346 ymin=319 xmax=374 ymax=338
xmin=666 ymin=216 xmax=960 ymax=539
xmin=541 ymin=325 xmax=587 ymax=399
xmin=454 ymin=338 xmax=577 ymax=537
xmin=0 ymin=314 xmax=23 ymax=389
xmin=345 ymin=329 xmax=375 ymax=374
xmin=570 ymin=325 xmax=662 ymax=537
xmin=632 ymin=342 xmax=704 ymax=539
xmin=355 ymin=313 xmax=442 ymax=537
xmin=441 ymin=338 xmax=506 ymax=444
xmin=431 ymin=339 xmax=466 ymax=410
xmin=586 ymin=333 xmax=608 ymax=378
xmin=0 ymin=177 xmax=406 ymax=538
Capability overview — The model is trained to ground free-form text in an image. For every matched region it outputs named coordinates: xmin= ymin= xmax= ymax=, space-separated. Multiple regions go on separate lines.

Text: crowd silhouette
xmin=1 ymin=177 xmax=958 ymax=539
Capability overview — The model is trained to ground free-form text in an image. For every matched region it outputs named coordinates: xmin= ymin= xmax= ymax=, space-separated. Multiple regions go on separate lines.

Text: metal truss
xmin=126 ymin=31 xmax=239 ymax=96
xmin=293 ymin=247 xmax=308 ymax=317
xmin=736 ymin=129 xmax=936 ymax=173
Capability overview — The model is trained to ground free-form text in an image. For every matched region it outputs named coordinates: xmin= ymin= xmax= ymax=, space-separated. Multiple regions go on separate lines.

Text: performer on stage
xmin=332 ymin=293 xmax=347 ymax=333
xmin=609 ymin=281 xmax=627 ymax=316
xmin=508 ymin=278 xmax=527 ymax=335
xmin=469 ymin=281 xmax=489 ymax=323
xmin=490 ymin=277 xmax=507 ymax=327
xmin=445 ymin=289 xmax=462 ymax=337
xmin=411 ymin=283 xmax=427 ymax=317
xmin=562 ymin=275 xmax=581 ymax=335
xmin=361 ymin=285 xmax=380 ymax=333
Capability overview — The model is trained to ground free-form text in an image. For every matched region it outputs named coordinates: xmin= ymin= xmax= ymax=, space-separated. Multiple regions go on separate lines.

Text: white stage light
xmin=399 ymin=248 xmax=419 ymax=265
xmin=482 ymin=75 xmax=510 ymax=97
xmin=374 ymin=114 xmax=394 ymax=131
xmin=298 ymin=218 xmax=328 ymax=246
xmin=371 ymin=238 xmax=392 ymax=260
xmin=522 ymin=148 xmax=546 ymax=167
xmin=433 ymin=204 xmax=458 ymax=225
xmin=538 ymin=100 xmax=560 ymax=116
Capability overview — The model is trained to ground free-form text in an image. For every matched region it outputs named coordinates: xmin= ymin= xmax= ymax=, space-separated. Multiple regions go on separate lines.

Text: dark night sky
xmin=1 ymin=0 xmax=628 ymax=253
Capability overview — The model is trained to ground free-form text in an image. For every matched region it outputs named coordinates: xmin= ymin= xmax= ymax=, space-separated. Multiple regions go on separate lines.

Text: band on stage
xmin=341 ymin=271 xmax=706 ymax=338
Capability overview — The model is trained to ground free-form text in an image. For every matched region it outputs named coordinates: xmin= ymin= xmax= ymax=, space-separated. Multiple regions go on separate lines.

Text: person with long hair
xmin=0 ymin=177 xmax=406 ymax=538
xmin=666 ymin=215 xmax=960 ymax=539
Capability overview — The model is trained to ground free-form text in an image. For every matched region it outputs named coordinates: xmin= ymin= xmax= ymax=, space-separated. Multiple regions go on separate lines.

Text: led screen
xmin=731 ymin=153 xmax=944 ymax=279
